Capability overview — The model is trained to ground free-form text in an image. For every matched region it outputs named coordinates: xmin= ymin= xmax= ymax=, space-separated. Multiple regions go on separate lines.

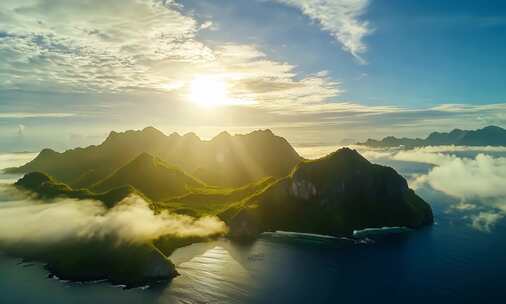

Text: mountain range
xmin=6 ymin=127 xmax=433 ymax=286
xmin=360 ymin=125 xmax=506 ymax=147
xmin=7 ymin=127 xmax=301 ymax=188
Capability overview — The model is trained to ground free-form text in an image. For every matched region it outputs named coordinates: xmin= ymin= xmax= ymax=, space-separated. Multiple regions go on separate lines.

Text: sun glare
xmin=190 ymin=76 xmax=230 ymax=107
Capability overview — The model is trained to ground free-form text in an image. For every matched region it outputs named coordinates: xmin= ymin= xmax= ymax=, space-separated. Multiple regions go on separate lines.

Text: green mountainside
xmin=226 ymin=148 xmax=433 ymax=238
xmin=9 ymin=129 xmax=434 ymax=287
xmin=15 ymin=172 xmax=140 ymax=208
xmin=92 ymin=153 xmax=204 ymax=201
xmin=7 ymin=127 xmax=301 ymax=188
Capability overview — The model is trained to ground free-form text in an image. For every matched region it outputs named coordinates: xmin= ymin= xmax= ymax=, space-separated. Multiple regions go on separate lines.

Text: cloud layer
xmin=0 ymin=0 xmax=342 ymax=112
xmin=355 ymin=146 xmax=506 ymax=232
xmin=411 ymin=154 xmax=506 ymax=200
xmin=1 ymin=0 xmax=506 ymax=147
xmin=0 ymin=150 xmax=227 ymax=246
xmin=0 ymin=190 xmax=227 ymax=246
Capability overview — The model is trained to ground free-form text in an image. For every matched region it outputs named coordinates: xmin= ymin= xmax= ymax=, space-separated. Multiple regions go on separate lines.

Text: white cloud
xmin=0 ymin=0 xmax=213 ymax=92
xmin=471 ymin=212 xmax=504 ymax=233
xmin=273 ymin=0 xmax=373 ymax=63
xmin=358 ymin=148 xmax=506 ymax=200
xmin=0 ymin=152 xmax=37 ymax=170
xmin=432 ymin=103 xmax=506 ymax=113
xmin=0 ymin=192 xmax=228 ymax=246
xmin=2 ymin=0 xmax=505 ymax=131
xmin=296 ymin=144 xmax=506 ymax=161
xmin=413 ymin=154 xmax=506 ymax=199
xmin=405 ymin=145 xmax=506 ymax=154
xmin=297 ymin=146 xmax=506 ymax=232
xmin=182 ymin=44 xmax=344 ymax=110
xmin=0 ymin=1 xmax=344 ymax=113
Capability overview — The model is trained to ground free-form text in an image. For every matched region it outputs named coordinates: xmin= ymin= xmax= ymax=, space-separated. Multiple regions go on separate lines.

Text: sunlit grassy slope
xmin=7 ymin=127 xmax=301 ymax=188
xmin=15 ymin=148 xmax=433 ymax=240
xmin=92 ymin=153 xmax=205 ymax=201
xmin=15 ymin=171 xmax=146 ymax=208
xmin=15 ymin=162 xmax=278 ymax=219
xmin=157 ymin=176 xmax=276 ymax=217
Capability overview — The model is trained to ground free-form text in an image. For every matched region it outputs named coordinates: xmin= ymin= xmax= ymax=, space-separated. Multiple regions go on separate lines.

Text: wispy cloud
xmin=0 ymin=112 xmax=76 ymax=118
xmin=272 ymin=0 xmax=373 ymax=63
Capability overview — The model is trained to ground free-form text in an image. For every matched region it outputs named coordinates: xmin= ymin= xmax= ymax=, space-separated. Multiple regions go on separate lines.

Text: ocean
xmin=1 ymin=147 xmax=506 ymax=303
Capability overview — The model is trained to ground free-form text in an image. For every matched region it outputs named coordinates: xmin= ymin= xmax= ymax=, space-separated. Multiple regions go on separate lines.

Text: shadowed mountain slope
xmin=7 ymin=127 xmax=302 ymax=188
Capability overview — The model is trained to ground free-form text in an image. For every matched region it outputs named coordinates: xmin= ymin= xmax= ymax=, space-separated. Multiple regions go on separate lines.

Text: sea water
xmin=1 ymin=150 xmax=506 ymax=303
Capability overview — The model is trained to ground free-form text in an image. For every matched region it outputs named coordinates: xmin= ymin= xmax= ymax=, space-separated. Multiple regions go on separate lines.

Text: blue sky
xmin=1 ymin=0 xmax=506 ymax=151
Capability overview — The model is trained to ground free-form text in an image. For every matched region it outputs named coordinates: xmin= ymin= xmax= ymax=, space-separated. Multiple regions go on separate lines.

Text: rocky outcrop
xmin=227 ymin=148 xmax=433 ymax=238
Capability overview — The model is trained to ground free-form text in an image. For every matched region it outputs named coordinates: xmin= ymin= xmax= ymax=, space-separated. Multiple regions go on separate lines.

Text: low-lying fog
xmin=297 ymin=145 xmax=506 ymax=232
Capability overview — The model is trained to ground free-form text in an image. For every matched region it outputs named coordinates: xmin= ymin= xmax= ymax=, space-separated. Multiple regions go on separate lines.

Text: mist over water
xmin=0 ymin=193 xmax=227 ymax=246
xmin=297 ymin=145 xmax=506 ymax=232
xmin=2 ymin=147 xmax=506 ymax=303
xmin=0 ymin=154 xmax=227 ymax=250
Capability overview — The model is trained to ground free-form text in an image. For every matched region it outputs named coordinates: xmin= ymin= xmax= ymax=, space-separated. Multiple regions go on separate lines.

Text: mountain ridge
xmin=9 ymin=128 xmax=434 ymax=287
xmin=6 ymin=127 xmax=302 ymax=188
xmin=91 ymin=153 xmax=205 ymax=201
xmin=360 ymin=125 xmax=506 ymax=147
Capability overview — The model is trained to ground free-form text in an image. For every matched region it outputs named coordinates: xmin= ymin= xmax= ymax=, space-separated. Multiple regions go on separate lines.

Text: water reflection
xmin=162 ymin=244 xmax=252 ymax=303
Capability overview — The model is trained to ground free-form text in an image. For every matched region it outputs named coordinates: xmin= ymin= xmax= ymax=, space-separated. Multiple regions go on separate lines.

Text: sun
xmin=190 ymin=76 xmax=230 ymax=107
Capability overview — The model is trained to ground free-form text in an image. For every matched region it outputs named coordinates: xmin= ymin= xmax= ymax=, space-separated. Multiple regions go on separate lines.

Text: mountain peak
xmin=93 ymin=152 xmax=203 ymax=200
xmin=39 ymin=148 xmax=59 ymax=158
xmin=15 ymin=171 xmax=52 ymax=189
xmin=212 ymin=131 xmax=232 ymax=142
xmin=105 ymin=131 xmax=119 ymax=142
xmin=183 ymin=132 xmax=200 ymax=141
xmin=482 ymin=125 xmax=504 ymax=131
xmin=10 ymin=127 xmax=302 ymax=188
xmin=328 ymin=147 xmax=366 ymax=161
xmin=142 ymin=126 xmax=164 ymax=135
xmin=250 ymin=129 xmax=274 ymax=137
xmin=132 ymin=152 xmax=156 ymax=163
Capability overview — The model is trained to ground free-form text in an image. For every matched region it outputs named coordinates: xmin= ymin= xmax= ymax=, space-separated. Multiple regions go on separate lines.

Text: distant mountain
xmin=7 ymin=127 xmax=302 ymax=188
xmin=226 ymin=148 xmax=433 ymax=238
xmin=92 ymin=153 xmax=204 ymax=201
xmin=360 ymin=125 xmax=506 ymax=147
